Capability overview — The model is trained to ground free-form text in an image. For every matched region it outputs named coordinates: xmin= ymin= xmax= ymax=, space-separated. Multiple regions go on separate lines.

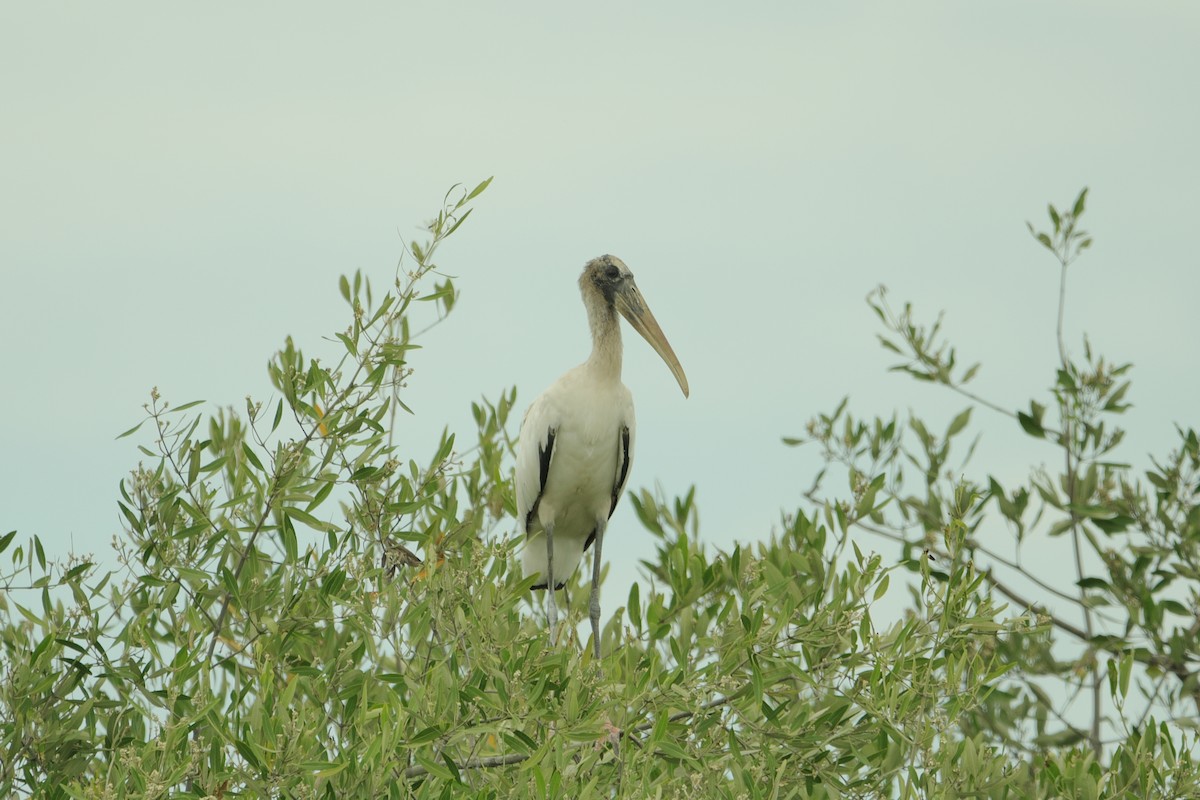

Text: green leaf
xmin=336 ymin=332 xmax=358 ymax=357
xmin=320 ymin=568 xmax=346 ymax=596
xmin=1146 ymin=471 xmax=1170 ymax=491
xmin=279 ymin=514 xmax=298 ymax=563
xmin=508 ymin=729 xmax=537 ymax=753
xmin=351 ymin=466 xmax=379 ymax=481
xmin=946 ymin=408 xmax=972 ymax=438
xmin=116 ymin=420 xmax=145 ymax=440
xmin=1103 ymin=381 xmax=1131 ymax=412
xmin=1072 ymin=187 xmax=1088 ymax=218
xmin=286 ymin=506 xmax=332 ymax=533
xmin=307 ymin=478 xmax=336 ymax=513
xmin=1017 ymin=411 xmax=1045 ymax=439
xmin=200 ymin=456 xmax=228 ymax=475
xmin=445 ymin=207 xmax=473 ymax=238
xmin=655 ymin=740 xmax=691 ymax=762
xmin=628 ymin=582 xmax=642 ymax=631
xmin=1048 ymin=518 xmax=1074 ymax=537
xmin=241 ymin=443 xmax=265 ymax=473
xmin=434 ymin=432 xmax=456 ymax=465
xmin=1119 ymin=652 xmax=1132 ymax=698
xmin=63 ymin=562 xmax=93 ymax=581
xmin=441 ymin=752 xmax=463 ymax=783
xmin=187 ymin=443 xmax=201 ymax=485
xmin=1161 ymin=599 xmax=1189 ymax=616
xmin=1034 ymin=728 xmax=1087 ymax=748
xmin=234 ymin=739 xmax=263 ymax=770
xmin=118 ymin=501 xmax=143 ymax=532
xmin=410 ymin=725 xmax=444 ymax=745
xmin=466 ymin=176 xmax=493 ymax=201
xmin=307 ymin=760 xmax=348 ymax=778
xmin=1091 ymin=515 xmax=1133 ymax=534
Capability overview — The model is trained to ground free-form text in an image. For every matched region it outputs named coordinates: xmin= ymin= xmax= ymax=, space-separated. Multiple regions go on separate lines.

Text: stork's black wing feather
xmin=584 ymin=425 xmax=633 ymax=553
xmin=524 ymin=427 xmax=556 ymax=534
xmin=609 ymin=425 xmax=632 ymax=519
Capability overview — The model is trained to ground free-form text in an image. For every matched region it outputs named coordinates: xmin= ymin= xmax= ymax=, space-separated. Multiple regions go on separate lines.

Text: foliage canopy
xmin=1 ymin=183 xmax=1198 ymax=798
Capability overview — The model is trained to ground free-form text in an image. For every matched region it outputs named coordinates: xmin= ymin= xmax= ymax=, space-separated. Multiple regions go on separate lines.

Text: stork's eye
xmin=605 ymin=265 xmax=621 ymax=280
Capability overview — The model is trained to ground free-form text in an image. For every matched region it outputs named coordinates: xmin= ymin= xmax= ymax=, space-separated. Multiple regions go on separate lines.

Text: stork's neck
xmin=584 ymin=300 xmax=623 ymax=381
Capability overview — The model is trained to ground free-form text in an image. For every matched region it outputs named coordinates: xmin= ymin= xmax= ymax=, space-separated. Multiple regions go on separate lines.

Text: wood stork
xmin=516 ymin=255 xmax=689 ymax=658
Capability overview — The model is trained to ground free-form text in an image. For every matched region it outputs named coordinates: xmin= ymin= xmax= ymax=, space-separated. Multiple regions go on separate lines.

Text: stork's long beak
xmin=615 ymin=283 xmax=690 ymax=398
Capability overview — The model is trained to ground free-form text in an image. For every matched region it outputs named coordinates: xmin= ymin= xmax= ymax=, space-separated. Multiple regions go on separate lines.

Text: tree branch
xmin=399 ymin=692 xmax=738 ymax=782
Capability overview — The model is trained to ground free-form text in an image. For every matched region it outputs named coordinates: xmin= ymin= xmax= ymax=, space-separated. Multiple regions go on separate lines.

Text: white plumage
xmin=516 ymin=255 xmax=688 ymax=657
xmin=517 ymin=369 xmax=634 ymax=587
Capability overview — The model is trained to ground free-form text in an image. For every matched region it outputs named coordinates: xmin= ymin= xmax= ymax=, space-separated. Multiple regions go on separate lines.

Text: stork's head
xmin=581 ymin=255 xmax=690 ymax=398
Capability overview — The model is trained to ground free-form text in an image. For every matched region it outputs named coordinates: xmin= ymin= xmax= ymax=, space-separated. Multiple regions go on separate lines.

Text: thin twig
xmin=403 ymin=752 xmax=530 ymax=780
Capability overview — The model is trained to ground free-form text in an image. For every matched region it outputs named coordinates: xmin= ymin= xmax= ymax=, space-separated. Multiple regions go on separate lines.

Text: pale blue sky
xmin=2 ymin=3 xmax=1198 ymax=610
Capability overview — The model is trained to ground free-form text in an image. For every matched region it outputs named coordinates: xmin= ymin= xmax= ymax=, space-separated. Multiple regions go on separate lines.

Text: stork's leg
xmin=589 ymin=517 xmax=607 ymax=659
xmin=545 ymin=522 xmax=558 ymax=644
